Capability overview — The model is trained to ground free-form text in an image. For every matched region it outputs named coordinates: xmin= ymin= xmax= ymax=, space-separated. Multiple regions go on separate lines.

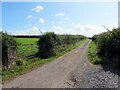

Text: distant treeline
xmin=12 ymin=35 xmax=40 ymax=38
xmin=12 ymin=35 xmax=89 ymax=39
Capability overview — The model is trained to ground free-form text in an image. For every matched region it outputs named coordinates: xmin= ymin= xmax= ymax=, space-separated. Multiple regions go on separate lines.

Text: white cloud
xmin=8 ymin=26 xmax=45 ymax=35
xmin=32 ymin=5 xmax=44 ymax=12
xmin=39 ymin=18 xmax=45 ymax=23
xmin=51 ymin=25 xmax=75 ymax=34
xmin=74 ymin=24 xmax=107 ymax=37
xmin=7 ymin=24 xmax=117 ymax=37
xmin=73 ymin=24 xmax=117 ymax=37
xmin=56 ymin=13 xmax=65 ymax=16
xmin=27 ymin=15 xmax=33 ymax=19
xmin=65 ymin=17 xmax=70 ymax=20
xmin=50 ymin=24 xmax=116 ymax=37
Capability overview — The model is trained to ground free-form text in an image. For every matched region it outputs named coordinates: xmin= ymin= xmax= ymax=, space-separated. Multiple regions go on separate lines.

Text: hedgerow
xmin=2 ymin=32 xmax=18 ymax=66
xmin=92 ymin=28 xmax=120 ymax=65
xmin=37 ymin=32 xmax=86 ymax=58
xmin=2 ymin=32 xmax=18 ymax=53
xmin=92 ymin=28 xmax=120 ymax=56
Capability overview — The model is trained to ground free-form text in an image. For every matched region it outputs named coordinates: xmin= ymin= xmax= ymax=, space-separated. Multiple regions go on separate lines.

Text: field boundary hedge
xmin=37 ymin=32 xmax=86 ymax=58
xmin=90 ymin=28 xmax=120 ymax=67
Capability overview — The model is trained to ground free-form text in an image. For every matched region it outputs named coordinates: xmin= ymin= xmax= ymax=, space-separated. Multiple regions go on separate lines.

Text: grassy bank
xmin=88 ymin=41 xmax=102 ymax=64
xmin=88 ymin=40 xmax=120 ymax=69
xmin=2 ymin=39 xmax=87 ymax=82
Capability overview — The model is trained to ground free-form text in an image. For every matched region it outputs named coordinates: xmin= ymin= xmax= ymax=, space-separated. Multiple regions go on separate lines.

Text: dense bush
xmin=37 ymin=32 xmax=60 ymax=58
xmin=2 ymin=32 xmax=18 ymax=53
xmin=91 ymin=28 xmax=120 ymax=66
xmin=92 ymin=28 xmax=120 ymax=56
xmin=37 ymin=32 xmax=86 ymax=58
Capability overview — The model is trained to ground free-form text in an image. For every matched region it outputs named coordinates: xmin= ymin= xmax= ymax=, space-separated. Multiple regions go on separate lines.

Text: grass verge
xmin=2 ymin=39 xmax=87 ymax=82
xmin=88 ymin=41 xmax=120 ymax=69
xmin=88 ymin=40 xmax=102 ymax=64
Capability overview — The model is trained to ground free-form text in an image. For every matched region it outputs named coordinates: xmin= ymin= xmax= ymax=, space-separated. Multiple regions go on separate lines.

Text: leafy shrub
xmin=37 ymin=32 xmax=60 ymax=58
xmin=93 ymin=28 xmax=120 ymax=56
xmin=37 ymin=32 xmax=86 ymax=58
xmin=92 ymin=34 xmax=99 ymax=43
xmin=88 ymin=28 xmax=120 ymax=67
xmin=2 ymin=32 xmax=17 ymax=49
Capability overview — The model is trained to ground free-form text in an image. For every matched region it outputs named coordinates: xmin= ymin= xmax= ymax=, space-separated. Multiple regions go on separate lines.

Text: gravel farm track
xmin=3 ymin=40 xmax=120 ymax=88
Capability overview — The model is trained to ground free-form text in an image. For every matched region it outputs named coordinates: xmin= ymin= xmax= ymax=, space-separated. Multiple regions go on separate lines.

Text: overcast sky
xmin=1 ymin=2 xmax=118 ymax=37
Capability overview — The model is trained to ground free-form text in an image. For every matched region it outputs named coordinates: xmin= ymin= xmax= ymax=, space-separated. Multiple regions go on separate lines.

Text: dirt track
xmin=3 ymin=40 xmax=119 ymax=88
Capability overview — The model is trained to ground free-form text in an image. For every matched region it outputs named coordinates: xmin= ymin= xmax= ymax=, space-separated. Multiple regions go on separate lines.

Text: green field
xmin=15 ymin=38 xmax=39 ymax=59
xmin=15 ymin=38 xmax=39 ymax=44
